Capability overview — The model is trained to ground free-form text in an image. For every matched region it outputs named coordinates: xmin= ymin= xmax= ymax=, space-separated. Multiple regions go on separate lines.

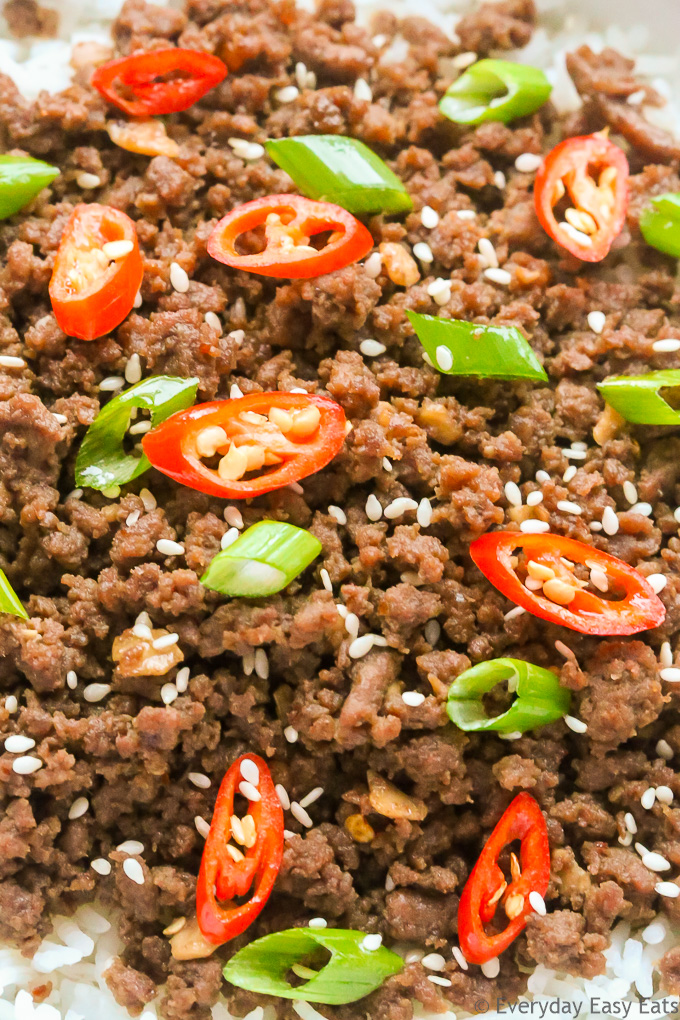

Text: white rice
xmin=0 ymin=0 xmax=679 ymax=1017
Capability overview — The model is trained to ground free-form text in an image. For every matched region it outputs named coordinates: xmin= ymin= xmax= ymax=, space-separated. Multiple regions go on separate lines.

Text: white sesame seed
xmin=590 ymin=568 xmax=609 ymax=593
xmin=116 ymin=840 xmax=144 ymax=855
xmin=624 ymin=812 xmax=637 ymax=833
xmin=349 ymin=634 xmax=375 ymax=659
xmin=642 ymin=921 xmax=666 ymax=944
xmin=643 ymin=852 xmax=671 ymax=872
xmin=653 ymin=339 xmax=680 ymax=353
xmin=4 ymin=735 xmax=35 ymax=753
xmin=275 ymin=85 xmax=299 ymax=103
xmin=308 ymin=917 xmax=327 ymax=929
xmin=240 ymin=759 xmax=260 ymax=786
xmin=562 ymin=465 xmax=577 ymax=483
xmin=435 ymin=345 xmax=454 ymax=371
xmin=224 ymin=506 xmax=244 ymax=529
xmin=660 ymin=667 xmax=680 ymax=682
xmin=526 ymin=491 xmax=543 ymax=506
xmin=385 ymin=874 xmax=395 ymax=891
xmin=504 ymin=606 xmax=526 ymax=621
xmin=284 ymin=726 xmax=298 ymax=743
xmin=428 ymin=976 xmax=452 ymax=988
xmin=12 ymin=755 xmax=42 ymax=774
xmin=319 ymin=568 xmax=332 ymax=593
xmin=421 ymin=205 xmax=440 ymax=229
xmin=300 ymin=787 xmax=323 ymax=808
xmin=0 ymin=355 xmax=26 ymax=369
xmin=283 ymin=829 xmax=295 ymax=839
xmin=481 ymin=957 xmax=500 ymax=978
xmin=520 ymin=519 xmax=550 ymax=534
xmin=328 ymin=505 xmax=347 ymax=526
xmin=515 ymin=152 xmax=543 ymax=173
xmin=656 ymin=785 xmax=673 ymax=805
xmin=239 ymin=779 xmax=261 ymax=802
xmin=153 ymin=633 xmax=179 ymax=650
xmin=484 ymin=267 xmax=511 ymax=285
xmin=132 ymin=623 xmax=152 ymax=640
xmin=657 ymin=739 xmax=674 ymax=760
xmin=647 ymin=573 xmax=667 ymax=594
xmin=221 ymin=527 xmax=240 ymax=550
xmin=353 ymin=77 xmax=372 ymax=101
xmin=587 ymin=311 xmax=606 ymax=334
xmin=345 ymin=613 xmax=360 ymax=638
xmin=627 ymin=88 xmax=647 ymax=106
xmin=133 ymin=289 xmax=142 ymax=308
xmin=565 ymin=715 xmax=587 ymax=734
xmin=366 ymin=494 xmax=382 ymax=521
xmin=83 ymin=684 xmax=111 ymax=703
xmin=255 ymin=648 xmax=269 ymax=680
xmin=602 ymin=506 xmax=619 ymax=535
xmin=504 ymin=481 xmax=522 ymax=506
xmin=493 ymin=171 xmax=506 ymax=190
xmin=402 ymin=691 xmax=426 ymax=707
xmin=68 ymin=797 xmax=89 ymax=820
xmin=478 ymin=237 xmax=498 ymax=269
xmin=361 ymin=933 xmax=382 ymax=951
xmin=290 ymin=801 xmax=313 ymax=828
xmin=204 ymin=311 xmax=222 ymax=334
xmin=384 ymin=497 xmax=418 ymax=519
xmin=641 ymin=787 xmax=656 ymax=809
xmin=99 ymin=376 xmax=124 ymax=391
xmin=161 ymin=683 xmax=178 ymax=705
xmin=413 ymin=241 xmax=434 ymax=263
xmin=140 ymin=488 xmax=156 ymax=511
xmin=425 ymin=620 xmax=440 ymax=645
xmin=66 ymin=670 xmax=78 ymax=690
xmin=126 ymin=510 xmax=142 ymax=528
xmin=289 ymin=483 xmax=303 ymax=496
xmin=452 ymin=946 xmax=468 ymax=970
xmin=590 ymin=521 xmax=603 ymax=531
xmin=156 ymin=539 xmax=185 ymax=556
xmin=102 ymin=239 xmax=133 ymax=260
xmin=457 ymin=209 xmax=476 ymax=220
xmin=655 ymin=881 xmax=680 ymax=898
xmin=91 ymin=858 xmax=111 ymax=876
xmin=360 ymin=339 xmax=386 ymax=357
xmin=169 ymin=262 xmax=190 ymax=294
xmin=417 ymin=498 xmax=432 ymax=527
xmin=194 ymin=816 xmax=211 ymax=839
xmin=76 ymin=172 xmax=101 ymax=189
xmin=630 ymin=502 xmax=653 ymax=517
xmin=124 ymin=353 xmax=142 ymax=385
xmin=623 ymin=481 xmax=638 ymax=504
xmin=189 ymin=772 xmax=211 ymax=789
xmin=276 ymin=783 xmax=291 ymax=810
xmin=427 ymin=277 xmax=451 ymax=305
xmin=422 ymin=953 xmax=446 ymax=971
xmin=4 ymin=696 xmax=17 ymax=713
xmin=336 ymin=604 xmax=348 ymax=620
xmin=364 ymin=252 xmax=382 ymax=278
xmin=557 ymin=500 xmax=582 ymax=515
xmin=52 ymin=412 xmax=68 ymax=424
xmin=175 ymin=667 xmax=190 ymax=694
xmin=452 ymin=50 xmax=478 ymax=68
xmin=529 ymin=891 xmax=547 ymax=916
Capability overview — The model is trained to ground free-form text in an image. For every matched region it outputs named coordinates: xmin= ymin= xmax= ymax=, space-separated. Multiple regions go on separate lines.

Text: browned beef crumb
xmin=2 ymin=0 xmax=57 ymax=37
xmin=0 ymin=0 xmax=678 ymax=1017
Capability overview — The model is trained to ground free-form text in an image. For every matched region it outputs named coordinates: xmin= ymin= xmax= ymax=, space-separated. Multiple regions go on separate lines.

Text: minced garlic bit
xmin=112 ymin=626 xmax=184 ymax=678
xmin=378 ymin=242 xmax=420 ymax=287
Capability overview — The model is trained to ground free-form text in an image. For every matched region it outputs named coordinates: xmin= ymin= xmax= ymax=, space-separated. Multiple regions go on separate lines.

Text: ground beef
xmin=0 ymin=0 xmax=678 ymax=1017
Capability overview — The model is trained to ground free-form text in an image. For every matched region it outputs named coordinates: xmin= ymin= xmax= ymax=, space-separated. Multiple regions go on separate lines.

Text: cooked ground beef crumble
xmin=1 ymin=0 xmax=680 ymax=1017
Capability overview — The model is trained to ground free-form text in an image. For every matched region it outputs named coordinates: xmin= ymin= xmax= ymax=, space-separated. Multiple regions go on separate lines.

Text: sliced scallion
xmin=640 ymin=193 xmax=680 ymax=258
xmin=447 ymin=657 xmax=571 ymax=734
xmin=439 ymin=59 xmax=552 ymax=126
xmin=75 ymin=375 xmax=199 ymax=491
xmin=266 ymin=135 xmax=412 ymax=215
xmin=597 ymin=370 xmax=680 ymax=425
xmin=407 ymin=311 xmax=548 ymax=381
xmin=222 ymin=927 xmax=404 ymax=1004
xmin=201 ymin=521 xmax=322 ymax=598
xmin=0 ymin=568 xmax=28 ymax=619
xmin=0 ymin=155 xmax=59 ymax=219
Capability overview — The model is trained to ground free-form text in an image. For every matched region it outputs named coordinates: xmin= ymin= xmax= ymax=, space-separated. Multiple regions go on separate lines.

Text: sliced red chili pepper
xmin=197 ymin=754 xmax=284 ymax=944
xmin=49 ymin=203 xmax=144 ymax=342
xmin=91 ymin=48 xmax=227 ymax=117
xmin=142 ymin=391 xmax=348 ymax=499
xmin=207 ymin=194 xmax=374 ymax=279
xmin=458 ymin=792 xmax=550 ymax=965
xmin=534 ymin=132 xmax=629 ymax=262
xmin=470 ymin=531 xmax=665 ymax=636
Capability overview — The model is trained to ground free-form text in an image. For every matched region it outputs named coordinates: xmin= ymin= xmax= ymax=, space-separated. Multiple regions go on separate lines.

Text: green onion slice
xmin=222 ymin=927 xmax=404 ymax=1004
xmin=597 ymin=370 xmax=680 ymax=425
xmin=266 ymin=135 xmax=412 ymax=215
xmin=407 ymin=311 xmax=548 ymax=381
xmin=447 ymin=657 xmax=571 ymax=734
xmin=0 ymin=568 xmax=28 ymax=619
xmin=640 ymin=193 xmax=680 ymax=258
xmin=75 ymin=375 xmax=199 ymax=491
xmin=0 ymin=155 xmax=59 ymax=219
xmin=439 ymin=59 xmax=552 ymax=126
xmin=201 ymin=521 xmax=322 ymax=598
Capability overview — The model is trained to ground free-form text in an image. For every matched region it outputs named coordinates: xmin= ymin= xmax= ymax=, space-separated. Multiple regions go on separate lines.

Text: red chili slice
xmin=207 ymin=194 xmax=374 ymax=279
xmin=470 ymin=531 xmax=665 ymax=636
xmin=458 ymin=792 xmax=550 ymax=965
xmin=534 ymin=132 xmax=629 ymax=262
xmin=91 ymin=48 xmax=227 ymax=117
xmin=49 ymin=203 xmax=144 ymax=342
xmin=142 ymin=391 xmax=348 ymax=499
xmin=196 ymin=754 xmax=284 ymax=944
